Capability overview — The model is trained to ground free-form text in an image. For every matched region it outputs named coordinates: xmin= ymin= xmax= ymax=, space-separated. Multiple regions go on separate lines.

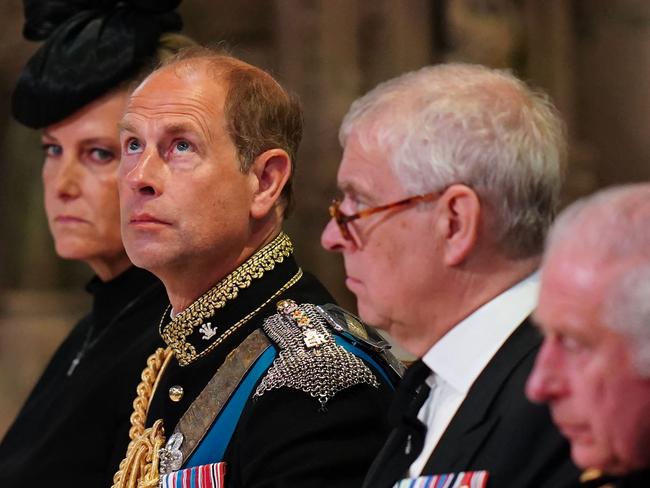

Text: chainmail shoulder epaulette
xmin=254 ymin=299 xmax=379 ymax=408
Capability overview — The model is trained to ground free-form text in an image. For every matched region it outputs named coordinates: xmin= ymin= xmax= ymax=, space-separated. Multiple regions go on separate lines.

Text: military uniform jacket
xmin=0 ymin=267 xmax=168 ymax=487
xmin=581 ymin=469 xmax=650 ymax=488
xmin=144 ymin=234 xmax=396 ymax=488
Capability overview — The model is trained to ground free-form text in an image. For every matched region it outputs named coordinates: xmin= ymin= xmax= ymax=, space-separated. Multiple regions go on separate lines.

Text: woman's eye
xmin=89 ymin=148 xmax=115 ymax=163
xmin=42 ymin=143 xmax=62 ymax=158
xmin=125 ymin=139 xmax=143 ymax=154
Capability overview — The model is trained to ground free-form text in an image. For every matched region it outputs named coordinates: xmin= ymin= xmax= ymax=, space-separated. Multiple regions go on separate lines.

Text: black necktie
xmin=362 ymin=359 xmax=432 ymax=488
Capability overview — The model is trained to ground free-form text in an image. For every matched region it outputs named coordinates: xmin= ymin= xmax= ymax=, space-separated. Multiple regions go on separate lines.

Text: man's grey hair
xmin=546 ymin=183 xmax=650 ymax=377
xmin=340 ymin=63 xmax=567 ymax=259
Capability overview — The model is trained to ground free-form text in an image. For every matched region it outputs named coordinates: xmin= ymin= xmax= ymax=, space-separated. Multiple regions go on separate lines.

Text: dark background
xmin=1 ymin=0 xmax=649 ymax=436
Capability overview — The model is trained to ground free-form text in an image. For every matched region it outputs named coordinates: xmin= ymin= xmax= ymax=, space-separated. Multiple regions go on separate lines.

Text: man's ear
xmin=249 ymin=148 xmax=291 ymax=220
xmin=436 ymin=184 xmax=481 ymax=266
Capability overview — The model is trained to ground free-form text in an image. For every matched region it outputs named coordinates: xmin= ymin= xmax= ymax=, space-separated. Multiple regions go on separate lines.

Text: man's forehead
xmin=543 ymin=243 xmax=601 ymax=285
xmin=122 ymin=64 xmax=227 ymax=136
xmin=536 ymin=251 xmax=609 ymax=327
xmin=130 ymin=63 xmax=225 ymax=108
xmin=544 ymin=243 xmax=641 ymax=297
xmin=337 ymin=130 xmax=397 ymax=190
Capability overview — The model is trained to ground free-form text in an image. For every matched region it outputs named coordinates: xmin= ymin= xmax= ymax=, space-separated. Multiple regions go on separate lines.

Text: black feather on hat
xmin=12 ymin=0 xmax=183 ymax=128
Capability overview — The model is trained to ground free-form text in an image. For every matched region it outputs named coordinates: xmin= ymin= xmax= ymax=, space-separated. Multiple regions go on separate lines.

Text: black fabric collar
xmin=85 ymin=266 xmax=160 ymax=335
xmin=621 ymin=469 xmax=650 ymax=486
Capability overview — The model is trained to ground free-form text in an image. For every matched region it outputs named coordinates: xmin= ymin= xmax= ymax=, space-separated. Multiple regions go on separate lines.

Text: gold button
xmin=169 ymin=385 xmax=184 ymax=402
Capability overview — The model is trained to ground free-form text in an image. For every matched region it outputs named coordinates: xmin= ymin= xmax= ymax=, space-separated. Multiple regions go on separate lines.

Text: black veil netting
xmin=12 ymin=0 xmax=183 ymax=128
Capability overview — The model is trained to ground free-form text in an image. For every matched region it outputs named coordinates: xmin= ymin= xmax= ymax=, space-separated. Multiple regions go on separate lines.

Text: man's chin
xmin=571 ymin=443 xmax=616 ymax=473
xmin=124 ymin=247 xmax=166 ymax=273
xmin=356 ymin=301 xmax=389 ymax=331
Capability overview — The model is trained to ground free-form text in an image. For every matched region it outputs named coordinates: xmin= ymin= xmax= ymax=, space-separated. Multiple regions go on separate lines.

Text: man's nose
xmin=525 ymin=338 xmax=567 ymax=404
xmin=321 ymin=217 xmax=352 ymax=252
xmin=121 ymin=149 xmax=162 ymax=197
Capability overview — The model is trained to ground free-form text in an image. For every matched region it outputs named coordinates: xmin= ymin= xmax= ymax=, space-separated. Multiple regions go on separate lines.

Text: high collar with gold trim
xmin=160 ymin=232 xmax=302 ymax=366
xmin=580 ymin=468 xmax=650 ymax=487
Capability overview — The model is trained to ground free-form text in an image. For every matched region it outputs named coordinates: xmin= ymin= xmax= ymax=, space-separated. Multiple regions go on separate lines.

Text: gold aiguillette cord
xmin=112 ymin=345 xmax=174 ymax=488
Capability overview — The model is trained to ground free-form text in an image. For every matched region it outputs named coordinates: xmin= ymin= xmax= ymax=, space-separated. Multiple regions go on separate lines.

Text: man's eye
xmin=346 ymin=195 xmax=370 ymax=213
xmin=125 ymin=139 xmax=143 ymax=154
xmin=339 ymin=194 xmax=358 ymax=212
xmin=173 ymin=140 xmax=192 ymax=153
xmin=559 ymin=334 xmax=583 ymax=353
xmin=42 ymin=143 xmax=62 ymax=158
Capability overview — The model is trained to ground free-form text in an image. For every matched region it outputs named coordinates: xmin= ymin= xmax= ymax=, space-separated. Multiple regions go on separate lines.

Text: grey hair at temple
xmin=545 ymin=183 xmax=650 ymax=377
xmin=339 ymin=63 xmax=567 ymax=259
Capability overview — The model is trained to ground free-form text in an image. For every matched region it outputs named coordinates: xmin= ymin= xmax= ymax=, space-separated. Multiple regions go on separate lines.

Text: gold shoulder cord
xmin=111 ymin=270 xmax=301 ymax=487
xmin=112 ymin=346 xmax=174 ymax=488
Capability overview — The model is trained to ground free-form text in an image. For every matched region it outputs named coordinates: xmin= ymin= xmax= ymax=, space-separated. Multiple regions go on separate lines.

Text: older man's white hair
xmin=340 ymin=63 xmax=567 ymax=259
xmin=545 ymin=183 xmax=650 ymax=377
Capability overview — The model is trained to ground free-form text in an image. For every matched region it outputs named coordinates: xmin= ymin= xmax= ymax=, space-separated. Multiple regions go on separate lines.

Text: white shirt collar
xmin=422 ymin=271 xmax=540 ymax=395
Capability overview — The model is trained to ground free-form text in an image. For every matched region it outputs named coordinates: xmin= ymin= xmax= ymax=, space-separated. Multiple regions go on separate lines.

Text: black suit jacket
xmin=0 ymin=267 xmax=168 ymax=487
xmin=364 ymin=318 xmax=581 ymax=488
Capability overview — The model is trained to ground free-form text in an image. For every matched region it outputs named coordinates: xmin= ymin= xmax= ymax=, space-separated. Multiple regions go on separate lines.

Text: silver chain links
xmin=254 ymin=300 xmax=380 ymax=408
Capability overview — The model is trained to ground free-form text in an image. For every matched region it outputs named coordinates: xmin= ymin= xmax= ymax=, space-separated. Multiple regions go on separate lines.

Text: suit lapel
xmin=422 ymin=317 xmax=541 ymax=473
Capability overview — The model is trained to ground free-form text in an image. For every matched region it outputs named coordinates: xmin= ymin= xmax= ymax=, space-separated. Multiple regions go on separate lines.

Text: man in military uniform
xmin=112 ymin=48 xmax=398 ymax=487
xmin=526 ymin=184 xmax=650 ymax=488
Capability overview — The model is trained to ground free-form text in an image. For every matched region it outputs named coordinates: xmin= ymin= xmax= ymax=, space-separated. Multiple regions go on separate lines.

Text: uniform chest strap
xmin=160 ymin=329 xmax=275 ymax=473
xmin=186 ymin=344 xmax=276 ymax=466
xmin=186 ymin=329 xmax=395 ymax=469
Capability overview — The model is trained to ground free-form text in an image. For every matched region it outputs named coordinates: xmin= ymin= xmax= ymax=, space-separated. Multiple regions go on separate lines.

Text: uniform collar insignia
xmin=160 ymin=232 xmax=300 ymax=366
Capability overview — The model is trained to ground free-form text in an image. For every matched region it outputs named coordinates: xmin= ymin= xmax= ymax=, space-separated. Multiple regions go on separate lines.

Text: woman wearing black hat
xmin=0 ymin=1 xmax=194 ymax=485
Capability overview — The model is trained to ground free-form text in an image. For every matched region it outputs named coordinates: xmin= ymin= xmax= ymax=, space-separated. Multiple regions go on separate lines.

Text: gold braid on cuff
xmin=112 ymin=346 xmax=174 ymax=488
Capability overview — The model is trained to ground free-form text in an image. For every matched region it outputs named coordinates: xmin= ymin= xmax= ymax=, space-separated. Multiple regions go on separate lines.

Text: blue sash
xmin=185 ymin=334 xmax=396 ymax=467
xmin=185 ymin=345 xmax=277 ymax=467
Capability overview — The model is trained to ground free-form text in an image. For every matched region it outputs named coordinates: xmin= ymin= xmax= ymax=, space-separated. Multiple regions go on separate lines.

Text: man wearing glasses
xmin=322 ymin=63 xmax=580 ymax=487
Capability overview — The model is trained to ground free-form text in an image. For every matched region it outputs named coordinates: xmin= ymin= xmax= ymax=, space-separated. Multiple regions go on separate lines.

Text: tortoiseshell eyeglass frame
xmin=328 ymin=191 xmax=440 ymax=241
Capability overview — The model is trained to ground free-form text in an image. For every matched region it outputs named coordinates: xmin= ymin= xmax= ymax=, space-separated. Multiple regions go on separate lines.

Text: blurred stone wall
xmin=1 ymin=0 xmax=649 ymax=436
